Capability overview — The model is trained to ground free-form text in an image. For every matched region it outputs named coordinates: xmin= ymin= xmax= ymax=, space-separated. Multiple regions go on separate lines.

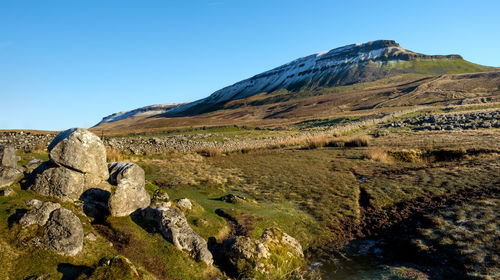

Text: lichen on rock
xmin=223 ymin=227 xmax=305 ymax=279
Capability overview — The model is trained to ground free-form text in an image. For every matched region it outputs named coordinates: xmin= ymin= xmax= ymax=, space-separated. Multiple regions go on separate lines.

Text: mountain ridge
xmin=95 ymin=40 xmax=496 ymax=128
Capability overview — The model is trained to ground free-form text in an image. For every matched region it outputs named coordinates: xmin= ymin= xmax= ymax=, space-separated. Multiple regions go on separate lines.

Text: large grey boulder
xmin=143 ymin=206 xmax=213 ymax=265
xmin=0 ymin=166 xmax=23 ymax=188
xmin=19 ymin=199 xmax=84 ymax=256
xmin=45 ymin=208 xmax=84 ymax=256
xmin=29 ymin=128 xmax=110 ymax=201
xmin=108 ymin=162 xmax=150 ymax=217
xmin=0 ymin=145 xmax=20 ymax=168
xmin=30 ymin=162 xmax=85 ymax=202
xmin=48 ymin=128 xmax=108 ymax=183
xmin=0 ymin=145 xmax=23 ymax=188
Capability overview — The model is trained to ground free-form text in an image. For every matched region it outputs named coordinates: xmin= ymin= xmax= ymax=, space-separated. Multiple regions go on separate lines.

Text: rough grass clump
xmin=106 ymin=148 xmax=123 ymax=162
xmin=364 ymin=148 xmax=393 ymax=163
xmin=304 ymin=136 xmax=329 ymax=149
xmin=344 ymin=136 xmax=371 ymax=147
xmin=389 ymin=149 xmax=423 ymax=162
xmin=195 ymin=147 xmax=222 ymax=157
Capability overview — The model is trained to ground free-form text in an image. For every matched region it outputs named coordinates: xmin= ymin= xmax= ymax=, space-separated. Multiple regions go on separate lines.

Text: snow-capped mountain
xmin=97 ymin=40 xmax=464 ymax=124
xmin=95 ymin=103 xmax=187 ymax=125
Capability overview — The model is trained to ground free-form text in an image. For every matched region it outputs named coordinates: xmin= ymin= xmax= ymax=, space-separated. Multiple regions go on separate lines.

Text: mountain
xmin=95 ymin=103 xmax=187 ymax=126
xmin=94 ymin=40 xmax=498 ymax=132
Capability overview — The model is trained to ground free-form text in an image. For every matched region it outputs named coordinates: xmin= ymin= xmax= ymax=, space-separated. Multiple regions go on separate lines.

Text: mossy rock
xmin=223 ymin=227 xmax=306 ymax=279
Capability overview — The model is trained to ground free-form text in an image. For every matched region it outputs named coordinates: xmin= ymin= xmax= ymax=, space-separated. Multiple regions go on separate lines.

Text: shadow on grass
xmin=8 ymin=208 xmax=27 ymax=228
xmin=57 ymin=263 xmax=93 ymax=280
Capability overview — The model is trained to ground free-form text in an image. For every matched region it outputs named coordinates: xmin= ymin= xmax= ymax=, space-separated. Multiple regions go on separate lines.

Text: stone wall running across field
xmin=0 ymin=107 xmax=423 ymax=155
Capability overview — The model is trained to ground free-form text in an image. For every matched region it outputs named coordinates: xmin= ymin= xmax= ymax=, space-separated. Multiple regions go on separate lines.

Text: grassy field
xmin=1 ymin=106 xmax=499 ymax=279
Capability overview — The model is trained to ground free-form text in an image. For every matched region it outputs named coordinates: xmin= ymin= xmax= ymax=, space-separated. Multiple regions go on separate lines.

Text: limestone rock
xmin=223 ymin=227 xmax=304 ymax=278
xmin=108 ymin=162 xmax=150 ymax=217
xmin=152 ymin=188 xmax=169 ymax=202
xmin=143 ymin=206 xmax=213 ymax=265
xmin=45 ymin=208 xmax=84 ymax=256
xmin=0 ymin=187 xmax=14 ymax=196
xmin=24 ymin=159 xmax=43 ymax=172
xmin=30 ymin=162 xmax=85 ymax=201
xmin=0 ymin=145 xmax=20 ymax=168
xmin=48 ymin=128 xmax=108 ymax=182
xmin=0 ymin=166 xmax=23 ymax=188
xmin=20 ymin=199 xmax=61 ymax=227
xmin=85 ymin=233 xmax=97 ymax=241
xmin=177 ymin=198 xmax=192 ymax=211
xmin=0 ymin=145 xmax=23 ymax=188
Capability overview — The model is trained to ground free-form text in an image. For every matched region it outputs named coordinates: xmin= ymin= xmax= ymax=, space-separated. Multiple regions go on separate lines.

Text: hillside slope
xmin=94 ymin=40 xmax=498 ymax=133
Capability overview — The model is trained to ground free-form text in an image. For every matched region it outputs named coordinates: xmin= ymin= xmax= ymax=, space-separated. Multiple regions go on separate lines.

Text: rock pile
xmin=30 ymin=128 xmax=110 ymax=201
xmin=143 ymin=205 xmax=213 ymax=265
xmin=29 ymin=128 xmax=150 ymax=219
xmin=387 ymin=110 xmax=500 ymax=131
xmin=20 ymin=199 xmax=84 ymax=256
xmin=0 ymin=145 xmax=23 ymax=188
xmin=108 ymin=162 xmax=150 ymax=217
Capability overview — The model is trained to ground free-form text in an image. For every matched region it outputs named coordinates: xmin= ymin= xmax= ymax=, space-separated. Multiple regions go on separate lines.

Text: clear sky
xmin=1 ymin=0 xmax=499 ymax=130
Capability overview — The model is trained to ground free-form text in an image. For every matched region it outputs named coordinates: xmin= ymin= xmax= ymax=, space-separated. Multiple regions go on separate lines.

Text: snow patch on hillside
xmin=96 ymin=103 xmax=189 ymax=125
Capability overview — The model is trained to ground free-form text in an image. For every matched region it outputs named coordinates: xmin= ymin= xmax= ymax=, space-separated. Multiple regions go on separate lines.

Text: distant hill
xmin=94 ymin=40 xmax=499 ymax=133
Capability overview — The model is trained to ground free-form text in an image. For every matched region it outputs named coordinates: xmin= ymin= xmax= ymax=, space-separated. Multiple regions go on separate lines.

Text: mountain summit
xmin=96 ymin=40 xmax=493 ymax=127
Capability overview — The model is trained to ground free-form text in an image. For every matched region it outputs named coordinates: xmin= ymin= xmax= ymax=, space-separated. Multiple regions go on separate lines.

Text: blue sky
xmin=1 ymin=0 xmax=499 ymax=130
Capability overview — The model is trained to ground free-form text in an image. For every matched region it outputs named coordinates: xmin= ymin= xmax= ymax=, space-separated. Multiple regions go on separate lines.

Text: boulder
xmin=23 ymin=159 xmax=43 ymax=172
xmin=223 ymin=228 xmax=304 ymax=278
xmin=45 ymin=208 xmax=84 ymax=256
xmin=48 ymin=128 xmax=108 ymax=182
xmin=0 ymin=166 xmax=23 ymax=188
xmin=19 ymin=199 xmax=61 ymax=227
xmin=0 ymin=145 xmax=23 ymax=188
xmin=108 ymin=162 xmax=150 ymax=217
xmin=152 ymin=188 xmax=169 ymax=203
xmin=0 ymin=187 xmax=14 ymax=197
xmin=143 ymin=206 xmax=213 ymax=265
xmin=18 ymin=199 xmax=84 ymax=256
xmin=30 ymin=162 xmax=85 ymax=202
xmin=177 ymin=198 xmax=192 ymax=211
xmin=0 ymin=145 xmax=20 ymax=168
